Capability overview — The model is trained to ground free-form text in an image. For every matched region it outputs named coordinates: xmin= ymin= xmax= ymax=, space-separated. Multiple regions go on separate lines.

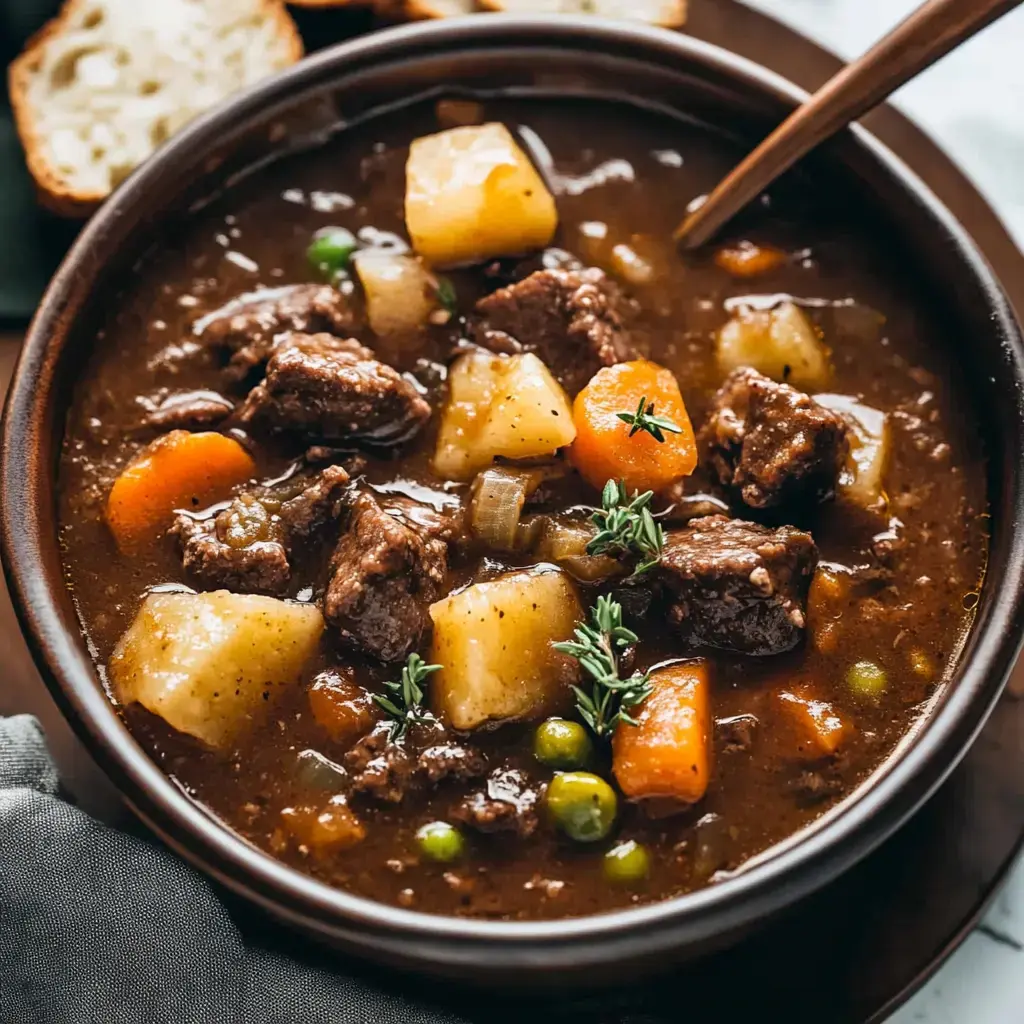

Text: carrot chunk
xmin=570 ymin=360 xmax=697 ymax=494
xmin=613 ymin=660 xmax=711 ymax=805
xmin=714 ymin=241 xmax=787 ymax=278
xmin=309 ymin=671 xmax=375 ymax=744
xmin=279 ymin=796 xmax=366 ymax=857
xmin=106 ymin=430 xmax=256 ymax=550
xmin=776 ymin=686 xmax=851 ymax=758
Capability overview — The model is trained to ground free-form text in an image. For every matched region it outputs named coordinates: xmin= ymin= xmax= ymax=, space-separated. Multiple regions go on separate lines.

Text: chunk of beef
xmin=792 ymin=768 xmax=845 ymax=806
xmin=418 ymin=743 xmax=488 ymax=784
xmin=170 ymin=466 xmax=351 ymax=594
xmin=716 ymin=714 xmax=759 ymax=754
xmin=196 ymin=284 xmax=355 ymax=380
xmin=452 ymin=769 xmax=540 ymax=838
xmin=344 ymin=726 xmax=417 ymax=804
xmin=324 ymin=492 xmax=449 ymax=662
xmin=139 ymin=389 xmax=235 ymax=430
xmin=277 ymin=464 xmax=352 ymax=539
xmin=238 ymin=332 xmax=431 ymax=446
xmin=657 ymin=515 xmax=817 ymax=655
xmin=472 ymin=267 xmax=638 ymax=394
xmin=700 ymin=368 xmax=848 ymax=509
xmin=170 ymin=502 xmax=291 ymax=596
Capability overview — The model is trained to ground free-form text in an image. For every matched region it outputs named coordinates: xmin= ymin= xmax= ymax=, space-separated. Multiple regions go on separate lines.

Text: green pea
xmin=847 ymin=660 xmax=887 ymax=702
xmin=545 ymin=771 xmax=617 ymax=843
xmin=603 ymin=840 xmax=650 ymax=885
xmin=415 ymin=821 xmax=465 ymax=863
xmin=307 ymin=227 xmax=358 ymax=279
xmin=533 ymin=718 xmax=593 ymax=770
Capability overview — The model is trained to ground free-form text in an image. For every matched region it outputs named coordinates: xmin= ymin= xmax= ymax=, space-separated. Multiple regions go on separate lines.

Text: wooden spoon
xmin=675 ymin=0 xmax=1024 ymax=249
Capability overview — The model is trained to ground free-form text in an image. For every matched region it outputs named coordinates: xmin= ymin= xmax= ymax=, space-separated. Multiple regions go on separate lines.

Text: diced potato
xmin=716 ymin=301 xmax=830 ymax=389
xmin=776 ymin=686 xmax=851 ymax=759
xmin=613 ymin=661 xmax=711 ymax=806
xmin=815 ymin=394 xmax=890 ymax=508
xmin=109 ymin=591 xmax=323 ymax=749
xmin=429 ymin=565 xmax=582 ymax=731
xmin=433 ymin=350 xmax=576 ymax=481
xmin=354 ymin=252 xmax=440 ymax=336
xmin=405 ymin=123 xmax=557 ymax=267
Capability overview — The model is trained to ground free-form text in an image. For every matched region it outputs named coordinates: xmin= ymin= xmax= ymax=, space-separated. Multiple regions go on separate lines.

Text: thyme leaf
xmin=554 ymin=594 xmax=652 ymax=739
xmin=586 ymin=479 xmax=665 ymax=575
xmin=616 ymin=395 xmax=682 ymax=443
xmin=372 ymin=653 xmax=442 ymax=743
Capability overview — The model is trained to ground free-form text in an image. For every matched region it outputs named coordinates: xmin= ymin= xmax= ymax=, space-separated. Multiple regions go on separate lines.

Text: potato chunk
xmin=815 ymin=394 xmax=890 ymax=508
xmin=429 ymin=565 xmax=582 ymax=731
xmin=354 ymin=252 xmax=439 ymax=336
xmin=716 ymin=301 xmax=830 ymax=389
xmin=109 ymin=591 xmax=323 ymax=749
xmin=433 ymin=350 xmax=576 ymax=481
xmin=405 ymin=123 xmax=557 ymax=267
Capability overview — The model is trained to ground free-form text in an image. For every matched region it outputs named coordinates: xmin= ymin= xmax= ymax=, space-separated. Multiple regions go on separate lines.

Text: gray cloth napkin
xmin=0 ymin=715 xmax=470 ymax=1024
xmin=1 ymin=716 xmax=680 ymax=1024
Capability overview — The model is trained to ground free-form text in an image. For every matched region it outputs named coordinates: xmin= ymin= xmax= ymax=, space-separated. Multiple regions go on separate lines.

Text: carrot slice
xmin=612 ymin=660 xmax=711 ymax=805
xmin=776 ymin=686 xmax=851 ymax=758
xmin=571 ymin=360 xmax=697 ymax=494
xmin=713 ymin=241 xmax=786 ymax=278
xmin=106 ymin=430 xmax=256 ymax=550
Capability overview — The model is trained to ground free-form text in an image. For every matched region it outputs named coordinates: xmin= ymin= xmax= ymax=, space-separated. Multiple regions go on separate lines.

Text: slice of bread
xmin=9 ymin=0 xmax=303 ymax=216
xmin=477 ymin=0 xmax=686 ymax=27
xmin=403 ymin=0 xmax=480 ymax=17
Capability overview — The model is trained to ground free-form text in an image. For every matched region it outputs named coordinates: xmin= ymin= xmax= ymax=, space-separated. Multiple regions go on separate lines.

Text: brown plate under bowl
xmin=4 ymin=15 xmax=1024 ymax=985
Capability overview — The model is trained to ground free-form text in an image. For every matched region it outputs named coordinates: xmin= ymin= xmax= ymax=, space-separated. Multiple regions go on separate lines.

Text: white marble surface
xmin=742 ymin=4 xmax=1024 ymax=1020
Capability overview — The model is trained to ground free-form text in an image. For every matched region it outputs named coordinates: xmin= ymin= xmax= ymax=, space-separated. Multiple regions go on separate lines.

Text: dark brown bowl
xmin=4 ymin=15 xmax=1024 ymax=984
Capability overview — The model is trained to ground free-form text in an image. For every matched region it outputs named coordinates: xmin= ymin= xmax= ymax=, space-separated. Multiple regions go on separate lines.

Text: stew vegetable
xmin=59 ymin=97 xmax=987 ymax=920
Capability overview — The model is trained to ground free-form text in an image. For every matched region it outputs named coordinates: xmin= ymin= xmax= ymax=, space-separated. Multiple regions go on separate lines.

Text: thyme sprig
xmin=616 ymin=395 xmax=683 ymax=443
xmin=586 ymin=479 xmax=665 ymax=575
xmin=372 ymin=653 xmax=442 ymax=743
xmin=554 ymin=595 xmax=652 ymax=739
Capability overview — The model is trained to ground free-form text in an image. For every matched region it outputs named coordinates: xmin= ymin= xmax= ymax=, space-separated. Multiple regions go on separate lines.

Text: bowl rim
xmin=4 ymin=13 xmax=1024 ymax=968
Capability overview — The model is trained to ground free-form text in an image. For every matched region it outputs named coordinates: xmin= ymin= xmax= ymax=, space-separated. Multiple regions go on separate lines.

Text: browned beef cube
xmin=471 ymin=267 xmax=638 ymax=394
xmin=196 ymin=283 xmax=355 ymax=380
xmin=451 ymin=769 xmax=540 ymax=838
xmin=171 ymin=506 xmax=291 ymax=596
xmin=700 ymin=368 xmax=848 ymax=509
xmin=418 ymin=743 xmax=488 ymax=784
xmin=324 ymin=493 xmax=450 ymax=663
xmin=140 ymin=389 xmax=235 ymax=430
xmin=658 ymin=515 xmax=817 ymax=655
xmin=170 ymin=466 xmax=351 ymax=594
xmin=238 ymin=333 xmax=431 ymax=445
xmin=277 ymin=464 xmax=352 ymax=538
xmin=344 ymin=726 xmax=417 ymax=804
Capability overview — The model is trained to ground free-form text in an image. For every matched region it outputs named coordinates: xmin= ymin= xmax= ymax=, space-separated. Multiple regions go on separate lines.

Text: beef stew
xmin=58 ymin=96 xmax=988 ymax=921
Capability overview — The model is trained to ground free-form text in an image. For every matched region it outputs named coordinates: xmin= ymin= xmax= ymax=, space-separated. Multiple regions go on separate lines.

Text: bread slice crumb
xmin=477 ymin=0 xmax=686 ymax=27
xmin=9 ymin=0 xmax=303 ymax=216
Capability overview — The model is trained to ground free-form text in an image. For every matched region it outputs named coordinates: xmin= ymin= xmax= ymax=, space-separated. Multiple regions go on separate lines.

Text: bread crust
xmin=8 ymin=0 xmax=304 ymax=217
xmin=402 ymin=0 xmax=478 ymax=17
xmin=475 ymin=0 xmax=687 ymax=27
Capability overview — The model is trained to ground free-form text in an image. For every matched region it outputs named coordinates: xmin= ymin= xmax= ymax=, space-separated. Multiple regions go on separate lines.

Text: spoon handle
xmin=675 ymin=0 xmax=1023 ymax=249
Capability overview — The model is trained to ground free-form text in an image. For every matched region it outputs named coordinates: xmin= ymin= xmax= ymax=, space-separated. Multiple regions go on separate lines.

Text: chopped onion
xmin=527 ymin=516 xmax=623 ymax=583
xmin=354 ymin=252 xmax=438 ymax=336
xmin=470 ymin=468 xmax=544 ymax=550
